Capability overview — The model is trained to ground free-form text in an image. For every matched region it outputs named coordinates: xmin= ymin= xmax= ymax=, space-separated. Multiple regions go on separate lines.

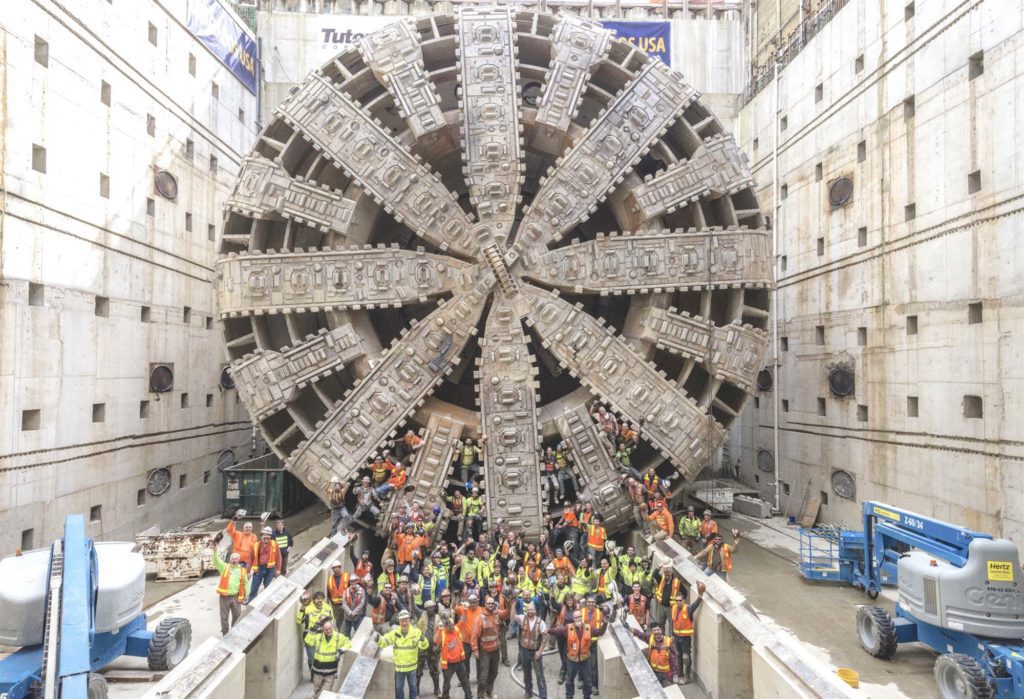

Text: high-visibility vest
xmin=464 ymin=497 xmax=482 ymax=516
xmin=679 ymin=516 xmax=701 ymax=538
xmin=587 ymin=525 xmax=606 ymax=550
xmin=706 ymin=544 xmax=734 ymax=572
xmin=372 ymin=462 xmax=389 ymax=482
xmin=581 ymin=607 xmax=603 ymax=629
xmin=571 ymin=571 xmax=591 ymax=596
xmin=435 ymin=627 xmax=466 ymax=669
xmin=369 ymin=597 xmax=388 ymax=625
xmin=378 ymin=571 xmax=396 ymax=591
xmin=473 ymin=611 xmax=500 ymax=652
xmin=670 ymin=603 xmax=694 ymax=636
xmin=274 ymin=531 xmax=290 ymax=551
xmin=381 ymin=626 xmax=428 ymax=672
xmin=643 ymin=472 xmax=659 ymax=494
xmin=656 ymin=574 xmax=681 ymax=602
xmin=566 ymin=624 xmax=593 ymax=662
xmin=311 ymin=631 xmax=351 ymax=674
xmin=216 ymin=565 xmax=247 ymax=600
xmin=519 ymin=616 xmax=543 ymax=651
xmin=250 ymin=540 xmax=279 ymax=569
xmin=327 ymin=573 xmax=348 ymax=604
xmin=647 ymin=634 xmax=672 ymax=673
xmin=596 ymin=571 xmax=611 ymax=595
xmin=700 ymin=519 xmax=718 ymax=539
xmin=300 ymin=603 xmax=334 ymax=646
xmin=627 ymin=594 xmax=648 ymax=625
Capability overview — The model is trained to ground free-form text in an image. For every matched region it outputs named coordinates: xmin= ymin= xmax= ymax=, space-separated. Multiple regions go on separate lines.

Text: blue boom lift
xmin=0 ymin=515 xmax=191 ymax=698
xmin=799 ymin=500 xmax=1024 ymax=699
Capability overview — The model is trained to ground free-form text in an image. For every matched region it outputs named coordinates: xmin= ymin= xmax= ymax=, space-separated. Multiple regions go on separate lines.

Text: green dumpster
xmin=222 ymin=453 xmax=316 ymax=518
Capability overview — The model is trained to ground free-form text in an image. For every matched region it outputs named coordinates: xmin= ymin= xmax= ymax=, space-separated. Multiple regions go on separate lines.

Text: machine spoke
xmin=230 ymin=325 xmax=364 ymax=422
xmin=277 ymin=73 xmax=479 ymax=259
xmin=357 ymin=20 xmax=448 ymax=140
xmin=530 ymin=16 xmax=612 ymax=155
xmin=457 ymin=7 xmax=524 ymax=244
xmin=625 ymin=134 xmax=755 ymax=220
xmin=475 ymin=297 xmax=544 ymax=533
xmin=286 ymin=279 xmax=493 ymax=493
xmin=227 ymin=155 xmax=357 ymax=236
xmin=515 ymin=60 xmax=698 ymax=257
xmin=638 ymin=307 xmax=769 ymax=394
xmin=522 ymin=227 xmax=772 ymax=295
xmin=216 ymin=246 xmax=478 ymax=316
xmin=521 ymin=284 xmax=725 ymax=479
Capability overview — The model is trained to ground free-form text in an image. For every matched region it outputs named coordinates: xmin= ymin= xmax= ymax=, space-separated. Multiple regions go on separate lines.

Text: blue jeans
xmin=249 ymin=566 xmax=275 ymax=600
xmin=566 ymin=658 xmax=591 ymax=699
xmin=396 ymin=669 xmax=418 ymax=699
xmin=330 ymin=506 xmax=350 ymax=536
xmin=520 ymin=648 xmax=548 ymax=699
xmin=703 ymin=566 xmax=728 ymax=581
xmin=342 ymin=615 xmax=363 ymax=637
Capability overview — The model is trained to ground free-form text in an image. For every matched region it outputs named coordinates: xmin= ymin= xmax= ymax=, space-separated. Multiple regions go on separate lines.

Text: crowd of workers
xmin=211 ymin=402 xmax=743 ymax=699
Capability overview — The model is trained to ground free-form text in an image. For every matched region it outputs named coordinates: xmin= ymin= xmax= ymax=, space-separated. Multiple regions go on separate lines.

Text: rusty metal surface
xmin=134 ymin=532 xmax=216 ymax=582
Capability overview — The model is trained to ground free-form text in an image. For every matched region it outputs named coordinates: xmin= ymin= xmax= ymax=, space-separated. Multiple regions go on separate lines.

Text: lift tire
xmin=856 ymin=606 xmax=898 ymax=659
xmin=88 ymin=673 xmax=109 ymax=699
xmin=934 ymin=654 xmax=993 ymax=699
xmin=867 ymin=588 xmax=879 ymax=600
xmin=148 ymin=617 xmax=192 ymax=671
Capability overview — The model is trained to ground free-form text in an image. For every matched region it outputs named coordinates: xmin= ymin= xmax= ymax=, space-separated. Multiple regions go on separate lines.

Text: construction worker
xmin=455 ymin=436 xmax=486 ymax=483
xmin=248 ymin=527 xmax=281 ymax=600
xmin=646 ymin=500 xmax=674 ymax=542
xmin=415 ymin=601 xmax=441 ymax=697
xmin=651 ymin=564 xmax=681 ymax=625
xmin=699 ymin=510 xmax=718 ymax=544
xmin=225 ymin=511 xmax=257 ymax=567
xmin=274 ymin=519 xmax=294 ymax=575
xmin=308 ymin=618 xmax=351 ymax=697
xmin=435 ymin=612 xmax=471 ymax=699
xmin=512 ymin=602 xmax=548 ymax=699
xmin=297 ymin=591 xmax=334 ymax=679
xmin=377 ymin=461 xmax=408 ymax=499
xmin=379 ymin=609 xmax=431 ymax=699
xmin=669 ymin=582 xmax=705 ymax=684
xmin=547 ymin=608 xmax=606 ymax=699
xmin=211 ymin=537 xmax=248 ymax=636
xmin=327 ymin=561 xmax=349 ymax=617
xmin=372 ymin=454 xmax=392 ymax=486
xmin=340 ymin=576 xmax=367 ymax=637
xmin=470 ymin=595 xmax=501 ymax=699
xmin=354 ymin=476 xmax=382 ymax=522
xmin=580 ymin=597 xmax=606 ymax=694
xmin=678 ymin=506 xmax=701 ymax=554
xmin=696 ymin=530 xmax=741 ymax=581
xmin=584 ymin=514 xmax=607 ymax=565
xmin=328 ymin=477 xmax=350 ymax=536
xmin=626 ymin=582 xmax=649 ymax=628
xmin=464 ymin=488 xmax=484 ymax=540
xmin=628 ymin=622 xmax=675 ymax=687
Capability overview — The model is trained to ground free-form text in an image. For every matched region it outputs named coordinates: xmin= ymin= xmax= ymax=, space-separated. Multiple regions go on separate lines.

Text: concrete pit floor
xmin=106 ymin=506 xmax=938 ymax=698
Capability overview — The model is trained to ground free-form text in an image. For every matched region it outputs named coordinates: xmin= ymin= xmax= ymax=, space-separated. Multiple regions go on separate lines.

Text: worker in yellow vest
xmin=211 ymin=543 xmax=248 ymax=636
xmin=669 ymin=582 xmax=705 ymax=684
xmin=379 ymin=609 xmax=430 ymax=699
xmin=274 ymin=519 xmax=294 ymax=574
xmin=297 ymin=591 xmax=335 ymax=680
xmin=308 ymin=618 xmax=351 ymax=697
xmin=677 ymin=506 xmax=702 ymax=554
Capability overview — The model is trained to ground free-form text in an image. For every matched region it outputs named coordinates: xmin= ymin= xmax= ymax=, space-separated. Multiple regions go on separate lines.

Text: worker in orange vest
xmin=454 ymin=592 xmax=482 ymax=672
xmin=470 ymin=596 xmax=502 ymax=699
xmin=580 ymin=597 xmax=607 ymax=694
xmin=326 ymin=561 xmax=350 ymax=619
xmin=645 ymin=500 xmax=674 ymax=542
xmin=248 ymin=526 xmax=281 ymax=601
xmin=547 ymin=608 xmax=606 ymax=699
xmin=225 ymin=510 xmax=257 ymax=567
xmin=626 ymin=582 xmax=649 ymax=628
xmin=434 ymin=612 xmax=471 ymax=699
xmin=584 ymin=514 xmax=607 ymax=565
xmin=696 ymin=530 xmax=741 ymax=581
xmin=699 ymin=510 xmax=719 ymax=544
xmin=669 ymin=582 xmax=705 ymax=683
xmin=627 ymin=622 xmax=676 ymax=687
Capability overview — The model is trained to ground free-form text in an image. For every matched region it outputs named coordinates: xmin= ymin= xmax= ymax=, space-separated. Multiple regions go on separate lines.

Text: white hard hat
xmin=331 ymin=476 xmax=341 ymax=484
xmin=262 ymin=526 xmax=273 ymax=535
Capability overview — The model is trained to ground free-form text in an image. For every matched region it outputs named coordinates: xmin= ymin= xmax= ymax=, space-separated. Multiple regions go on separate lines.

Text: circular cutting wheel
xmin=218 ymin=10 xmax=770 ymax=533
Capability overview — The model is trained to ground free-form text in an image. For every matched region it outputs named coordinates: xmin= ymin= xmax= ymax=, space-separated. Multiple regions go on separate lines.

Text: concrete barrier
xmin=651 ymin=539 xmax=856 ymax=698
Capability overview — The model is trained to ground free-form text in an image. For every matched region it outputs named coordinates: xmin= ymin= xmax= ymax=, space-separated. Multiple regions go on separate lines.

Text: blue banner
xmin=187 ymin=0 xmax=259 ymax=94
xmin=601 ymin=21 xmax=671 ymax=66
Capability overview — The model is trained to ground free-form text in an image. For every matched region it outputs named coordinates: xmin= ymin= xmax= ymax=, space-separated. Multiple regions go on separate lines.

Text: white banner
xmin=260 ymin=13 xmax=394 ymax=84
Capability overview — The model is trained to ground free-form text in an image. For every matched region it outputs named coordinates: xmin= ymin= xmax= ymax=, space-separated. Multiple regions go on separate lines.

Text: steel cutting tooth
xmin=286 ymin=279 xmax=493 ymax=496
xmin=530 ymin=16 xmax=612 ymax=155
xmin=357 ymin=20 xmax=448 ymax=140
xmin=521 ymin=283 xmax=725 ymax=480
xmin=475 ymin=298 xmax=543 ymax=532
xmin=515 ymin=60 xmax=698 ymax=260
xmin=626 ymin=135 xmax=756 ymax=220
xmin=457 ymin=7 xmax=524 ymax=245
xmin=523 ymin=228 xmax=773 ymax=294
xmin=638 ymin=307 xmax=769 ymax=394
xmin=216 ymin=247 xmax=478 ymax=316
xmin=231 ymin=326 xmax=365 ymax=422
xmin=276 ymin=74 xmax=478 ymax=259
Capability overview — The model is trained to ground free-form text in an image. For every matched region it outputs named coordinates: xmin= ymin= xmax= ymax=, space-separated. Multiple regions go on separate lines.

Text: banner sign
xmin=187 ymin=0 xmax=259 ymax=94
xmin=318 ymin=17 xmax=396 ymax=58
xmin=601 ymin=21 xmax=671 ymax=66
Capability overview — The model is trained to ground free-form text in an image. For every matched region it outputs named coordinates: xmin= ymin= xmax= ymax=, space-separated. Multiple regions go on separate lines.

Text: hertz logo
xmin=988 ymin=561 xmax=1014 ymax=582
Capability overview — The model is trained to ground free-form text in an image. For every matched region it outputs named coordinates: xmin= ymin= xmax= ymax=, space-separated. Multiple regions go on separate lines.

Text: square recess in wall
xmin=857 ymin=405 xmax=868 ymax=422
xmin=782 ymin=482 xmax=791 ymax=496
xmin=22 ymin=409 xmax=41 ymax=431
xmin=907 ymin=396 xmax=919 ymax=417
xmin=968 ymin=302 xmax=983 ymax=324
xmin=815 ymin=163 xmax=823 ymax=181
xmin=92 ymin=403 xmax=105 ymax=423
xmin=21 ymin=529 xmax=34 ymax=551
xmin=95 ymin=296 xmax=109 ymax=317
xmin=858 ymin=226 xmax=868 ymax=247
xmin=817 ymin=397 xmax=827 ymax=416
xmin=815 ymin=83 xmax=823 ymax=103
xmin=906 ymin=315 xmax=918 ymax=335
xmin=855 ymin=54 xmax=864 ymax=73
xmin=90 ymin=505 xmax=102 ymax=522
xmin=857 ymin=140 xmax=866 ymax=163
xmin=32 ymin=144 xmax=46 ymax=173
xmin=206 ymin=394 xmax=213 ymax=407
xmin=903 ymin=96 xmax=915 ymax=120
xmin=963 ymin=395 xmax=983 ymax=419
xmin=183 ymin=306 xmax=192 ymax=324
xmin=815 ymin=325 xmax=825 ymax=345
xmin=28 ymin=283 xmax=45 ymax=307
xmin=782 ymin=399 xmax=790 ymax=412
xmin=781 ymin=336 xmax=789 ymax=351
xmin=905 ymin=2 xmax=915 ymax=20
xmin=146 ymin=198 xmax=155 ymax=217
xmin=180 ymin=393 xmax=189 ymax=409
xmin=905 ymin=203 xmax=916 ymax=221
xmin=857 ymin=327 xmax=867 ymax=346
xmin=204 ymin=470 xmax=211 ymax=483
xmin=140 ymin=400 xmax=150 ymax=418
xmin=968 ymin=170 xmax=981 ymax=194
xmin=147 ymin=114 xmax=156 ymax=137
xmin=141 ymin=305 xmax=151 ymax=322
xmin=969 ymin=51 xmax=984 ymax=80
xmin=34 ymin=36 xmax=48 ymax=67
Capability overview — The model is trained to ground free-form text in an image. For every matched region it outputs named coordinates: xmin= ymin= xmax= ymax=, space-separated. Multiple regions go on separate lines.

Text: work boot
xmin=558 ymin=671 xmax=566 ymax=684
xmin=502 ymin=658 xmax=510 ymax=667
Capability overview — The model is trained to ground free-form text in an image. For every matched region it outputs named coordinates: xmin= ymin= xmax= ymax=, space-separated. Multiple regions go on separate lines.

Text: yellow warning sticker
xmin=988 ymin=561 xmax=1014 ymax=582
xmin=873 ymin=506 xmax=900 ymax=521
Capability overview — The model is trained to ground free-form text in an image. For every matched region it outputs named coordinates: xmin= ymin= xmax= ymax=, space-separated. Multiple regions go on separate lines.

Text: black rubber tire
xmin=934 ymin=653 xmax=993 ymax=699
xmin=867 ymin=588 xmax=880 ymax=600
xmin=856 ymin=606 xmax=898 ymax=659
xmin=87 ymin=673 xmax=109 ymax=699
xmin=148 ymin=617 xmax=192 ymax=671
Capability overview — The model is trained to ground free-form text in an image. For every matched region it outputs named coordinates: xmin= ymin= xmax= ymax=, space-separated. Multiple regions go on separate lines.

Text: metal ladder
xmin=40 ymin=539 xmax=64 ymax=699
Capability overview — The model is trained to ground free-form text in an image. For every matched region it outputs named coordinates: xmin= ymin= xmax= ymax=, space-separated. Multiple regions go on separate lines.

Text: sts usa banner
xmin=187 ymin=0 xmax=259 ymax=94
xmin=601 ymin=21 xmax=671 ymax=66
